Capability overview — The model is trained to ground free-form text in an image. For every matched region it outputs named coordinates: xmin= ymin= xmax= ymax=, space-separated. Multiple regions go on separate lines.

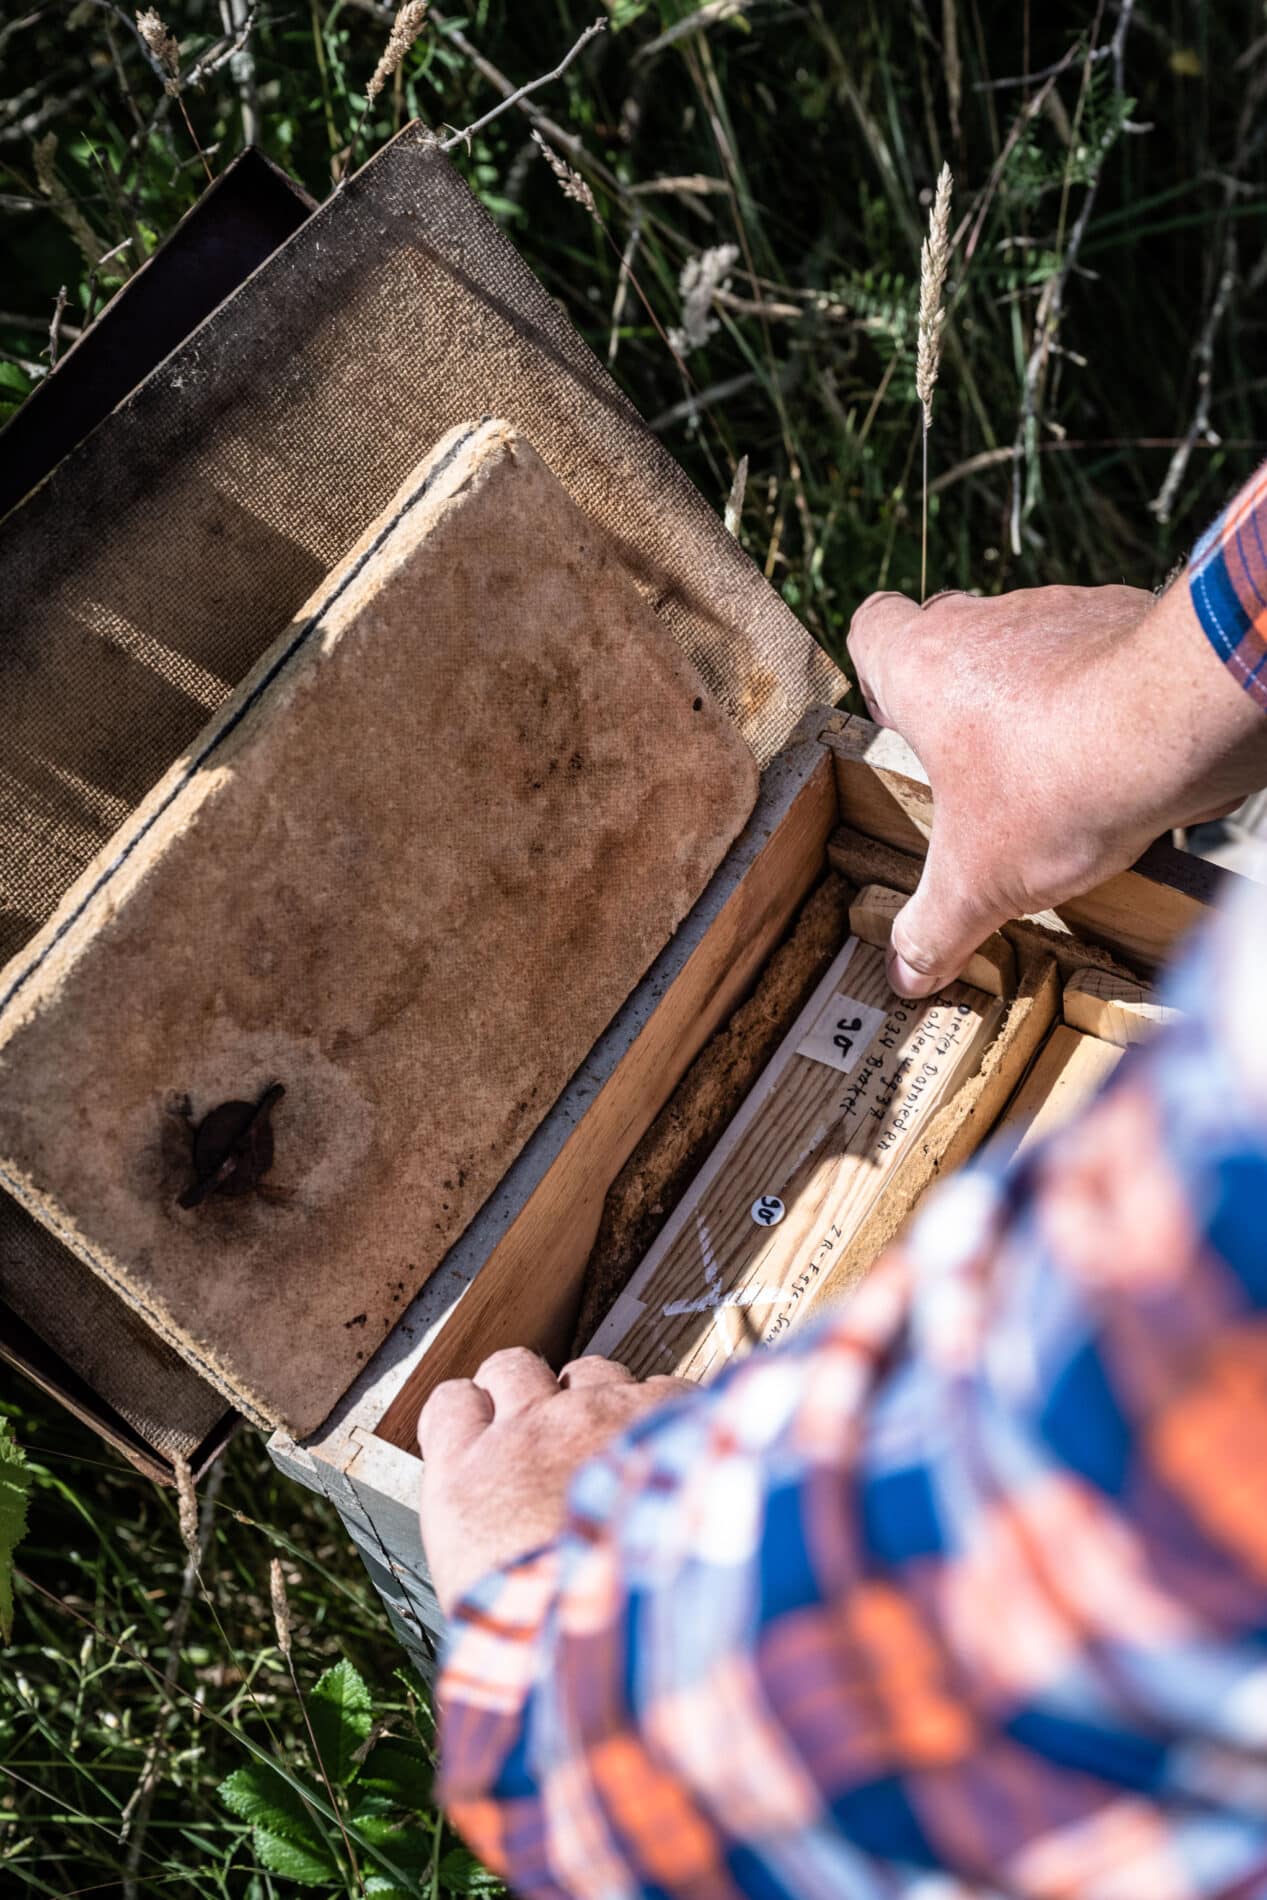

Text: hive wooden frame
xmin=267 ymin=708 xmax=1234 ymax=1670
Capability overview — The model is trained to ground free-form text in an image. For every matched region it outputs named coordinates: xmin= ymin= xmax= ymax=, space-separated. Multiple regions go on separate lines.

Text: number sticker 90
xmin=798 ymin=994 xmax=888 ymax=1077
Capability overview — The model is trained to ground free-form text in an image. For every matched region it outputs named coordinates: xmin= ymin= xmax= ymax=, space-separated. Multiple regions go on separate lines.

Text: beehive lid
xmin=0 ymin=127 xmax=841 ymax=1444
xmin=0 ymin=147 xmax=313 ymax=521
xmin=0 ymin=147 xmax=316 ymax=1480
xmin=0 ymin=422 xmax=760 ymax=1436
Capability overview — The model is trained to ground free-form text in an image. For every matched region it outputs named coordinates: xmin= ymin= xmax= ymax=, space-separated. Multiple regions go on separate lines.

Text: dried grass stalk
xmin=47 ymin=284 xmax=68 ymax=369
xmin=916 ymin=162 xmax=953 ymax=600
xmin=942 ymin=0 xmax=962 ymax=142
xmin=269 ymin=1557 xmax=293 ymax=1660
xmin=530 ymin=134 xmax=694 ymax=376
xmin=531 ymin=130 xmax=597 ymax=220
xmin=367 ymin=0 xmax=429 ymax=105
xmin=173 ymin=1455 xmax=199 ymax=1568
xmin=268 ymin=1552 xmax=359 ymax=1881
xmin=724 ymin=454 xmax=748 ymax=537
xmin=136 ymin=8 xmax=214 ymax=182
xmin=136 ymin=8 xmax=181 ymax=93
xmin=916 ymin=163 xmax=953 ymax=429
xmin=32 ymin=133 xmax=101 ymax=268
xmin=669 ymin=243 xmax=739 ymax=356
xmin=438 ymin=17 xmax=606 ymax=154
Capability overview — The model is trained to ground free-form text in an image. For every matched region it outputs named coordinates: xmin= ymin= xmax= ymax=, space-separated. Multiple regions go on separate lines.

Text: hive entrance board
xmin=588 ymin=936 xmax=1005 ymax=1380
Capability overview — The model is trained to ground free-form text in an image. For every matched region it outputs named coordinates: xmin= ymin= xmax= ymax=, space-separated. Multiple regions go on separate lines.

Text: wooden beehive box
xmin=265 ymin=711 xmax=1231 ymax=1670
xmin=0 ymin=148 xmax=315 ymax=1481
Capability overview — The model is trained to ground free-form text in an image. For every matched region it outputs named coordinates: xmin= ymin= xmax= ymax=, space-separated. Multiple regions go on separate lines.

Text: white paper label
xmin=797 ymin=992 xmax=888 ymax=1076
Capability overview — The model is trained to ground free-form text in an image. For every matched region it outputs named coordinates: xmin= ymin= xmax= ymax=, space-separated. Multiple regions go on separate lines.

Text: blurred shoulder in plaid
xmin=439 ymin=869 xmax=1267 ymax=1900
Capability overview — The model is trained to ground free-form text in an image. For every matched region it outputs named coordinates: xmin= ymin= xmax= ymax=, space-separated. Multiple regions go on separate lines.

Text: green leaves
xmin=0 ymin=361 xmax=34 ymax=427
xmin=438 ymin=1847 xmax=505 ymax=1895
xmin=354 ymin=1738 xmax=432 ymax=1808
xmin=0 ymin=1417 xmax=31 ymax=1643
xmin=308 ymin=1656 xmax=373 ymax=1785
xmin=219 ymin=1658 xmax=373 ymax=1884
xmin=609 ymin=0 xmax=655 ymax=28
xmin=220 ymin=1759 xmax=340 ymax=1887
xmin=217 ymin=1659 xmax=472 ymax=1894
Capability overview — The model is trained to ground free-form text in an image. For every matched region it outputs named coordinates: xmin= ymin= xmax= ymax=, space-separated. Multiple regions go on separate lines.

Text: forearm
xmin=1082 ymin=530 xmax=1267 ymax=844
xmin=435 ymin=467 xmax=1267 ymax=1895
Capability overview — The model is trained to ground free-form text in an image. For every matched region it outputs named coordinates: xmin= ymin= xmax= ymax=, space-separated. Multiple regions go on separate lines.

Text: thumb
xmin=846 ymin=591 xmax=921 ymax=727
xmin=886 ymin=828 xmax=1009 ymax=1000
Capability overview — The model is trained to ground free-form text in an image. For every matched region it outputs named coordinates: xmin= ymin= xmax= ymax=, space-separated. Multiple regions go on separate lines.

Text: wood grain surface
xmin=1063 ymin=968 xmax=1180 ymax=1046
xmin=994 ymin=1025 xmax=1124 ymax=1163
xmin=590 ymin=937 xmax=1003 ymax=1381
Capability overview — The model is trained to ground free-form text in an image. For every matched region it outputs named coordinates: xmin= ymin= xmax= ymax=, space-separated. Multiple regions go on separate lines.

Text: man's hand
xmin=847 ymin=582 xmax=1263 ymax=996
xmin=418 ymin=1349 xmax=691 ymax=1613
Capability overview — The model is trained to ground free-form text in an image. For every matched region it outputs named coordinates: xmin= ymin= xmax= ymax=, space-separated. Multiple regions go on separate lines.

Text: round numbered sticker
xmin=751 ymin=1194 xmax=785 ymax=1228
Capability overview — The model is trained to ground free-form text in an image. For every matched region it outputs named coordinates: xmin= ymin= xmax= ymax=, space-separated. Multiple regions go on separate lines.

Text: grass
xmin=3 ymin=2 xmax=1265 ymax=646
xmin=1 ymin=1381 xmax=488 ymax=1896
xmin=1 ymin=1 xmax=1265 ymax=1891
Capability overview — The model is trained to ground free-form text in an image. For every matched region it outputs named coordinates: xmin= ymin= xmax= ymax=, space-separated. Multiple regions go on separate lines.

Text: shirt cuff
xmin=1188 ymin=462 xmax=1267 ymax=711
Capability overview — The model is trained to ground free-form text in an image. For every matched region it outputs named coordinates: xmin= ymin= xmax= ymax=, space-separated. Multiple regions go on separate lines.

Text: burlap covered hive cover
xmin=0 ymin=123 xmax=842 ymax=973
xmin=0 ymin=421 xmax=758 ymax=1436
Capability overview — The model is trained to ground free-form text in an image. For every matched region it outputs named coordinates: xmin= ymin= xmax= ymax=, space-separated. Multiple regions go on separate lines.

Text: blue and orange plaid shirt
xmin=1190 ymin=462 xmax=1267 ymax=709
xmin=437 ymin=477 xmax=1267 ymax=1899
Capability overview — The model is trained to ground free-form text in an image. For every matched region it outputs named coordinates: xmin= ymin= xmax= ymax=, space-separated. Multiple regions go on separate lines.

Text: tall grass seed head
xmin=174 ymin=1455 xmax=199 ymax=1566
xmin=136 ymin=9 xmax=181 ymax=93
xmin=669 ymin=243 xmax=739 ymax=356
xmin=270 ymin=1556 xmax=293 ymax=1659
xmin=367 ymin=0 xmax=429 ymax=104
xmin=916 ymin=162 xmax=953 ymax=426
xmin=531 ymin=131 xmax=598 ymax=221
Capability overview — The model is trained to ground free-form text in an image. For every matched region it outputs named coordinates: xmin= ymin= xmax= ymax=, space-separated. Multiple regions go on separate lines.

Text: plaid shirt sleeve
xmin=1189 ymin=461 xmax=1267 ymax=709
xmin=438 ymin=869 xmax=1267 ymax=1900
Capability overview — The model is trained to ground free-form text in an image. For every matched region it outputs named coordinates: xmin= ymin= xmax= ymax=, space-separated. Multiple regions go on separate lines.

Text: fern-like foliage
xmin=828 ymin=267 xmax=920 ymax=399
xmin=1006 ymin=60 xmax=1138 ymax=210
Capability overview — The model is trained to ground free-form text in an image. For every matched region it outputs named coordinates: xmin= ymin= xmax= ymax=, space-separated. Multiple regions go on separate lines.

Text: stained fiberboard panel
xmin=0 ymin=425 xmax=757 ymax=1438
xmin=589 ymin=936 xmax=1005 ymax=1381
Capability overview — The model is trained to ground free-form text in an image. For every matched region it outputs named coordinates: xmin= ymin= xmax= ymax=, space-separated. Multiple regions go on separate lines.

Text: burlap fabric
xmin=0 ymin=124 xmax=841 ymax=969
xmin=0 ymin=1197 xmax=228 ymax=1460
xmin=0 ymin=148 xmax=313 ymax=521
